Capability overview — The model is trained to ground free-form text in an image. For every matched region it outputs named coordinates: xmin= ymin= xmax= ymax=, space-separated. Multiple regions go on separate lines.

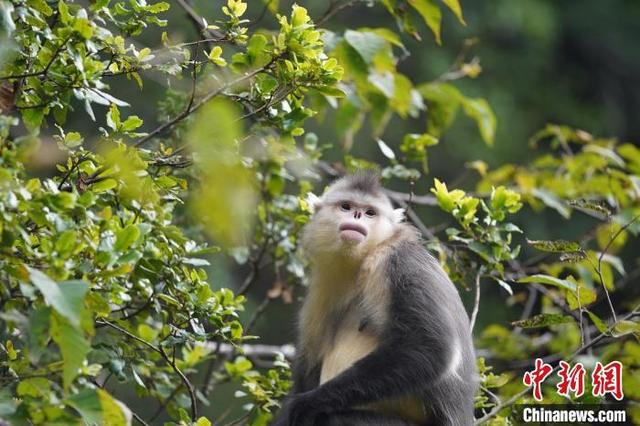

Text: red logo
xmin=523 ymin=358 xmax=553 ymax=401
xmin=556 ymin=360 xmax=586 ymax=398
xmin=523 ymin=359 xmax=623 ymax=401
xmin=592 ymin=361 xmax=624 ymax=400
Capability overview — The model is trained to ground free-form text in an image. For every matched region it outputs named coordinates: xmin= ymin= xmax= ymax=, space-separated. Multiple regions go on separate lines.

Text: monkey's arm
xmin=281 ymin=333 xmax=449 ymax=423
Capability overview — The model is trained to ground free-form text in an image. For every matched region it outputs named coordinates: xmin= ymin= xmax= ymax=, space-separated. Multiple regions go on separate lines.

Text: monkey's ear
xmin=392 ymin=208 xmax=406 ymax=223
xmin=305 ymin=192 xmax=322 ymax=213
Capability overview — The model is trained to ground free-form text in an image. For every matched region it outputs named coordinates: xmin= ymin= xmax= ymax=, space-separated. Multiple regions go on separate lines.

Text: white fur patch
xmin=305 ymin=192 xmax=321 ymax=213
xmin=447 ymin=339 xmax=463 ymax=381
xmin=392 ymin=208 xmax=405 ymax=223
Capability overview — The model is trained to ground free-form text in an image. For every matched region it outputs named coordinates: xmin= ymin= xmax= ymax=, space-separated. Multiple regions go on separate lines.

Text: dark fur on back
xmin=343 ymin=169 xmax=382 ymax=195
xmin=386 ymin=241 xmax=476 ymax=424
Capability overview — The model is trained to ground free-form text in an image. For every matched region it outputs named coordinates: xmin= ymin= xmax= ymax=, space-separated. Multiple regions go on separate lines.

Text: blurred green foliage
xmin=1 ymin=0 xmax=640 ymax=425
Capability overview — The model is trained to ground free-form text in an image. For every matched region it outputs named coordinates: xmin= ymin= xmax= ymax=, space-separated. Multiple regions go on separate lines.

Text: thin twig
xmin=246 ymin=296 xmax=272 ymax=334
xmin=383 ymin=189 xmax=437 ymax=206
xmin=469 ymin=270 xmax=482 ymax=331
xmin=316 ymin=0 xmax=366 ymax=26
xmin=132 ymin=411 xmax=150 ymax=426
xmin=175 ymin=0 xmax=227 ymax=42
xmin=594 ymin=213 xmax=640 ymax=322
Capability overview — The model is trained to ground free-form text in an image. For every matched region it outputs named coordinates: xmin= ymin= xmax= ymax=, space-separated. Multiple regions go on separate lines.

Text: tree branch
xmin=175 ymin=0 xmax=227 ymax=43
xmin=96 ymin=320 xmax=199 ymax=421
xmin=316 ymin=0 xmax=368 ymax=26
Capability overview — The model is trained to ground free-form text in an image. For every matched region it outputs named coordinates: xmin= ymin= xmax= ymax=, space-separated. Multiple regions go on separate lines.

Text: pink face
xmin=336 ymin=201 xmax=378 ymax=244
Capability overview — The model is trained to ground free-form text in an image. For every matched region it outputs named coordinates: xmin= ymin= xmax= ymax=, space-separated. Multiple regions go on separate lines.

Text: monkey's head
xmin=302 ymin=171 xmax=404 ymax=261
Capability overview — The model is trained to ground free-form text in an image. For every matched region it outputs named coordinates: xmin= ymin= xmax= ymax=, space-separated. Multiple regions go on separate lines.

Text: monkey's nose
xmin=353 ymin=211 xmax=362 ymax=219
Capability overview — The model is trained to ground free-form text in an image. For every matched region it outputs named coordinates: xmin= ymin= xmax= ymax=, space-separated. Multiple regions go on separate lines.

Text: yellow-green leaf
xmin=517 ymin=274 xmax=577 ymax=292
xmin=441 ymin=0 xmax=465 ymax=25
xmin=114 ymin=225 xmax=140 ymax=252
xmin=461 ymin=98 xmax=496 ymax=146
xmin=409 ymin=0 xmax=442 ymax=45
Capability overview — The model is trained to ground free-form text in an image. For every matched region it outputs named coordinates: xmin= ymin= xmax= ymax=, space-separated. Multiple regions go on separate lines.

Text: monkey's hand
xmin=272 ymin=391 xmax=324 ymax=426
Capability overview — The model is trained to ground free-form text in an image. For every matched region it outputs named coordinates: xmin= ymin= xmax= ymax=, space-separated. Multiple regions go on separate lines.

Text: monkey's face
xmin=335 ymin=200 xmax=380 ymax=245
xmin=302 ymin=188 xmax=400 ymax=260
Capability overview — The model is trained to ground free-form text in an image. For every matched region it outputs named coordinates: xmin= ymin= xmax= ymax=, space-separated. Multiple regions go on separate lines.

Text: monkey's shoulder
xmin=385 ymin=240 xmax=463 ymax=307
xmin=386 ymin=240 xmax=442 ymax=279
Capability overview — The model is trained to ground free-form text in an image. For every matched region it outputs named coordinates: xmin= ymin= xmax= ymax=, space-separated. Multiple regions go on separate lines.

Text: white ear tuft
xmin=305 ymin=192 xmax=322 ymax=213
xmin=392 ymin=208 xmax=406 ymax=223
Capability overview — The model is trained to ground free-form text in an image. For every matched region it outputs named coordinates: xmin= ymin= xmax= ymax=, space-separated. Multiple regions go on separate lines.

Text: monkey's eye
xmin=365 ymin=208 xmax=376 ymax=217
xmin=339 ymin=202 xmax=351 ymax=211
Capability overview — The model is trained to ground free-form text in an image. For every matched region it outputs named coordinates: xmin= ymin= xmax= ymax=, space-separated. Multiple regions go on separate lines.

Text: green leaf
xmin=28 ymin=0 xmax=53 ymax=16
xmin=17 ymin=377 xmax=50 ymax=397
xmin=290 ymin=3 xmax=309 ymax=26
xmin=91 ymin=178 xmax=118 ymax=193
xmin=73 ymin=18 xmax=94 ymax=39
xmin=262 ymin=0 xmax=279 ymax=13
xmin=532 ymin=188 xmax=571 ymax=219
xmin=441 ymin=0 xmax=465 ymax=24
xmin=517 ymin=274 xmax=577 ymax=292
xmin=612 ymin=320 xmax=640 ymax=338
xmin=114 ymin=224 xmax=141 ymax=252
xmin=368 ymin=71 xmax=394 ymax=98
xmin=196 ymin=418 xmax=212 ymax=426
xmin=51 ymin=312 xmax=90 ymax=389
xmin=565 ymin=285 xmax=597 ymax=310
xmin=97 ymin=389 xmax=130 ymax=426
xmin=490 ymin=186 xmax=522 ymax=219
xmin=106 ymin=104 xmax=121 ymax=131
xmin=526 ymin=239 xmax=582 ymax=253
xmin=598 ymin=252 xmax=626 ymax=275
xmin=461 ymin=98 xmax=496 ymax=146
xmin=246 ymin=34 xmax=271 ymax=67
xmin=67 ymin=389 xmax=102 ymax=425
xmin=21 ymin=108 xmax=45 ymax=131
xmin=586 ymin=310 xmax=608 ymax=334
xmin=121 ymin=116 xmax=143 ymax=132
xmin=409 ymin=0 xmax=442 ymax=45
xmin=58 ymin=0 xmax=71 ymax=23
xmin=418 ymin=82 xmax=462 ymax=136
xmin=312 ymin=85 xmax=346 ymax=98
xmin=391 ymin=73 xmax=414 ymax=117
xmin=431 ymin=178 xmax=465 ymax=212
xmin=55 ymin=229 xmax=78 ymax=256
xmin=63 ymin=132 xmax=84 ymax=148
xmin=27 ymin=267 xmax=88 ymax=328
xmin=208 ymin=46 xmax=227 ymax=67
xmin=512 ymin=313 xmax=575 ymax=329
xmin=181 ymin=257 xmax=211 ymax=267
xmin=344 ymin=30 xmax=388 ymax=64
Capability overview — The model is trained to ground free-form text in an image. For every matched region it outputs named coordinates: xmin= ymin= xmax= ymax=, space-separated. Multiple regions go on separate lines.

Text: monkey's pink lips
xmin=339 ymin=223 xmax=367 ymax=243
